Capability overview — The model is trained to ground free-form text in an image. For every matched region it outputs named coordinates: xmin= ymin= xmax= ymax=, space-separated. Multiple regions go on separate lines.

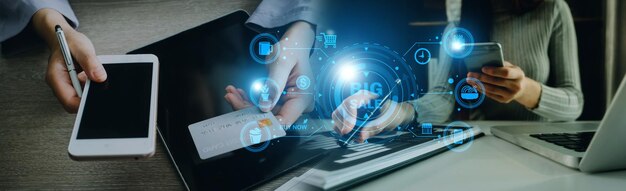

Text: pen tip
xmin=55 ymin=25 xmax=61 ymax=31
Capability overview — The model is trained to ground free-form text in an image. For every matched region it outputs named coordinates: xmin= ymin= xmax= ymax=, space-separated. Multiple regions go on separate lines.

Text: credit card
xmin=188 ymin=107 xmax=286 ymax=159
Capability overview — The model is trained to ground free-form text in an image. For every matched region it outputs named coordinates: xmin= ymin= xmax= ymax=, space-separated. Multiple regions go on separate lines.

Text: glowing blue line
xmin=402 ymin=41 xmax=443 ymax=57
xmin=285 ymin=47 xmax=330 ymax=57
xmin=420 ymin=91 xmax=453 ymax=95
xmin=285 ymin=92 xmax=313 ymax=95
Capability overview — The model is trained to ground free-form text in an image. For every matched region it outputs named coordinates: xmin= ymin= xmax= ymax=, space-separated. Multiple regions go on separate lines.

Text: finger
xmin=482 ymin=83 xmax=511 ymax=98
xmin=68 ymin=32 xmax=107 ymax=82
xmin=47 ymin=56 xmax=81 ymax=113
xmin=503 ymin=61 xmax=513 ymax=67
xmin=274 ymin=96 xmax=309 ymax=126
xmin=485 ymin=92 xmax=508 ymax=103
xmin=77 ymin=71 xmax=87 ymax=82
xmin=359 ymin=125 xmax=385 ymax=142
xmin=331 ymin=109 xmax=347 ymax=134
xmin=224 ymin=93 xmax=251 ymax=110
xmin=77 ymin=71 xmax=87 ymax=86
xmin=344 ymin=90 xmax=380 ymax=109
xmin=468 ymin=72 xmax=511 ymax=88
xmin=236 ymin=88 xmax=250 ymax=102
xmin=264 ymin=51 xmax=295 ymax=112
xmin=481 ymin=65 xmax=522 ymax=80
xmin=336 ymin=90 xmax=379 ymax=134
xmin=357 ymin=101 xmax=401 ymax=141
xmin=225 ymin=85 xmax=246 ymax=102
xmin=332 ymin=106 xmax=357 ymax=135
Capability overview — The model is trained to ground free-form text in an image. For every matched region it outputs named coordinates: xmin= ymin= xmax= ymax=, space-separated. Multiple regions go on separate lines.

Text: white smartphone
xmin=68 ymin=54 xmax=159 ymax=160
xmin=464 ymin=42 xmax=504 ymax=72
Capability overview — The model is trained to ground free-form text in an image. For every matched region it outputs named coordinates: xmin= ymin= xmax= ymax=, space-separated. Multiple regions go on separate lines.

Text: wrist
xmin=32 ymin=8 xmax=76 ymax=50
xmin=284 ymin=21 xmax=315 ymax=45
xmin=398 ymin=102 xmax=416 ymax=125
xmin=516 ymin=77 xmax=541 ymax=109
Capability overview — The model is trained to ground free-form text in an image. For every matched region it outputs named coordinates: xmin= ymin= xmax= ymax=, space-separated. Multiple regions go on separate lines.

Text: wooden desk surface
xmin=0 ymin=0 xmax=260 ymax=189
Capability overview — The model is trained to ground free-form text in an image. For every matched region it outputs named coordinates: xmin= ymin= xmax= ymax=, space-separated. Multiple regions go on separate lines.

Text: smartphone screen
xmin=464 ymin=43 xmax=504 ymax=72
xmin=77 ymin=63 xmax=153 ymax=139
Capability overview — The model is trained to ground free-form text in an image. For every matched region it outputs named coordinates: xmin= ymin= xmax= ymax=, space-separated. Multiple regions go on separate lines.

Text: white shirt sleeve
xmin=0 ymin=0 xmax=78 ymax=42
xmin=245 ymin=0 xmax=319 ymax=32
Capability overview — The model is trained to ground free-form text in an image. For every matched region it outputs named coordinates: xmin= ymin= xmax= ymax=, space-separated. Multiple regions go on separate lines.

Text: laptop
xmin=491 ymin=75 xmax=626 ymax=173
xmin=129 ymin=10 xmax=484 ymax=190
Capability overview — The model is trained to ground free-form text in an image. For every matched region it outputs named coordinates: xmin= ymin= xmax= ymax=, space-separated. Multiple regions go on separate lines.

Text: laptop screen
xmin=129 ymin=11 xmax=320 ymax=190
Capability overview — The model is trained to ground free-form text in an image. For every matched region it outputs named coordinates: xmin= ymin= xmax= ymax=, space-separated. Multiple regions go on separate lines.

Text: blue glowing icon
xmin=460 ymin=85 xmax=479 ymax=100
xmin=320 ymin=33 xmax=337 ymax=48
xmin=249 ymin=127 xmax=262 ymax=144
xmin=250 ymin=33 xmax=280 ymax=64
xmin=296 ymin=75 xmax=311 ymax=90
xmin=442 ymin=27 xmax=475 ymax=59
xmin=260 ymin=84 xmax=270 ymax=101
xmin=258 ymin=41 xmax=273 ymax=56
xmin=421 ymin=123 xmax=433 ymax=134
xmin=452 ymin=129 xmax=464 ymax=144
xmin=414 ymin=48 xmax=431 ymax=65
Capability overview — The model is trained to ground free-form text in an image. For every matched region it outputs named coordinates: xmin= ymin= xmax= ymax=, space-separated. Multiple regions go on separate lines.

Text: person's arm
xmin=1 ymin=1 xmax=106 ymax=113
xmin=0 ymin=0 xmax=78 ymax=42
xmin=530 ymin=0 xmax=583 ymax=121
xmin=33 ymin=9 xmax=106 ymax=113
xmin=245 ymin=0 xmax=318 ymax=33
xmin=226 ymin=0 xmax=319 ymax=126
xmin=409 ymin=23 xmax=457 ymax=124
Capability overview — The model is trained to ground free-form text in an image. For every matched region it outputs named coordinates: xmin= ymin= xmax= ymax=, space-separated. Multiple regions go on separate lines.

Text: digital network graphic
xmin=242 ymin=27 xmax=482 ymax=152
xmin=314 ymin=43 xmax=419 ymax=145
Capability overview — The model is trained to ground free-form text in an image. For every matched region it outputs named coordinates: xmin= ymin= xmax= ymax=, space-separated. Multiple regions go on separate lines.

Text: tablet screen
xmin=77 ymin=63 xmax=153 ymax=139
xmin=129 ymin=11 xmax=321 ymax=190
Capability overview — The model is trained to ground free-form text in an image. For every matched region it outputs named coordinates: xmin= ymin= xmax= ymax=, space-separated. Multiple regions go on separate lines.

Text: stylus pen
xmin=340 ymin=79 xmax=402 ymax=147
xmin=55 ymin=25 xmax=83 ymax=97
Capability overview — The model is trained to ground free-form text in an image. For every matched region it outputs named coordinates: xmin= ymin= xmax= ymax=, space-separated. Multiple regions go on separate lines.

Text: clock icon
xmin=414 ymin=48 xmax=431 ymax=65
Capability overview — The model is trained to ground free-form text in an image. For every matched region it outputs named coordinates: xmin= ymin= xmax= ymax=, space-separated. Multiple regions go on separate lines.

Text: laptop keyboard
xmin=529 ymin=132 xmax=595 ymax=152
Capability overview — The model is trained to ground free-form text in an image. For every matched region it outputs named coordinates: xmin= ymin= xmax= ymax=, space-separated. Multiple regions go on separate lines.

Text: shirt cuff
xmin=31 ymin=0 xmax=79 ymax=28
xmin=245 ymin=0 xmax=318 ymax=32
xmin=0 ymin=0 xmax=79 ymax=43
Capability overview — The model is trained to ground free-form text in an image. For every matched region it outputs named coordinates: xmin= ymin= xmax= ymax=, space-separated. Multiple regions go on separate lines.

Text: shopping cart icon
xmin=320 ymin=33 xmax=336 ymax=48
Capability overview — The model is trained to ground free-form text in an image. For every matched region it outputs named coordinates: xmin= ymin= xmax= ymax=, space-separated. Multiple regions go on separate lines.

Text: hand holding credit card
xmin=188 ymin=107 xmax=286 ymax=159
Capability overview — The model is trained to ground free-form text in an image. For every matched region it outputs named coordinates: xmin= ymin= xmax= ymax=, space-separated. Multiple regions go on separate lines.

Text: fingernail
xmin=481 ymin=67 xmax=489 ymax=73
xmin=94 ymin=67 xmax=107 ymax=81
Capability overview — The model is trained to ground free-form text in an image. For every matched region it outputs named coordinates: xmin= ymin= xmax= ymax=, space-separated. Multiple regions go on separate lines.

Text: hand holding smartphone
xmin=68 ymin=54 xmax=159 ymax=160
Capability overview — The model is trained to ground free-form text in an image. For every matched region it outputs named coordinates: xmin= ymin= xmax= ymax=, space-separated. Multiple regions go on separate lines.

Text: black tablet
xmin=129 ymin=10 xmax=321 ymax=190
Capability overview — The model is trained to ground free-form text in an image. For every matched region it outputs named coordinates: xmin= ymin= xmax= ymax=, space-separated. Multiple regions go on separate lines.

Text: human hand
xmin=32 ymin=9 xmax=107 ymax=113
xmin=467 ymin=61 xmax=541 ymax=108
xmin=331 ymin=90 xmax=415 ymax=143
xmin=224 ymin=85 xmax=253 ymax=110
xmin=260 ymin=21 xmax=316 ymax=125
